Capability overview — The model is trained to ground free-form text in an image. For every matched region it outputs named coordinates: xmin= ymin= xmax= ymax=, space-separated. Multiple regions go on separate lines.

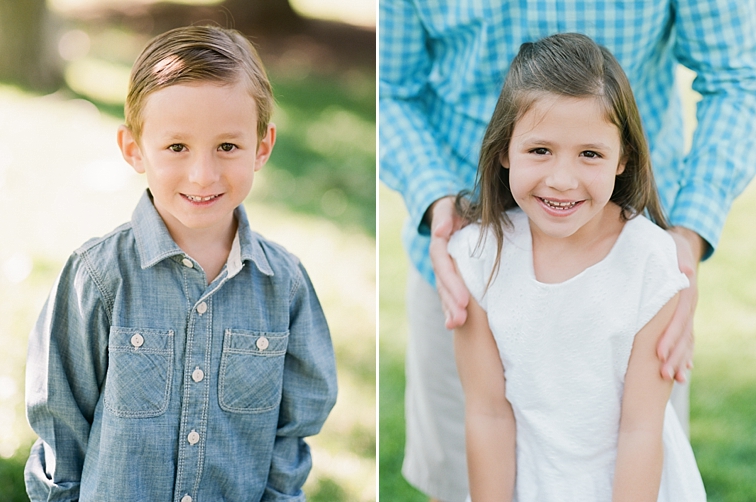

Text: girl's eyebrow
xmin=577 ymin=142 xmax=613 ymax=150
xmin=519 ymin=137 xmax=613 ymax=151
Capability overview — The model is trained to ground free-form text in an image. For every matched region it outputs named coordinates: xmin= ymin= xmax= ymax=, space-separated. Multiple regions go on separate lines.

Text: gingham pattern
xmin=380 ymin=0 xmax=756 ymax=285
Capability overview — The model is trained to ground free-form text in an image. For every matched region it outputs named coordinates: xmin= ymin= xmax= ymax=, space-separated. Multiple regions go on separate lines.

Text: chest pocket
xmin=219 ymin=329 xmax=289 ymax=413
xmin=104 ymin=327 xmax=174 ymax=418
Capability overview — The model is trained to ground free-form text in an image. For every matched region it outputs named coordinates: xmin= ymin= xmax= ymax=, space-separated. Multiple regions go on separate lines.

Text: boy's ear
xmin=117 ymin=125 xmax=145 ymax=174
xmin=499 ymin=151 xmax=510 ymax=169
xmin=254 ymin=123 xmax=276 ymax=172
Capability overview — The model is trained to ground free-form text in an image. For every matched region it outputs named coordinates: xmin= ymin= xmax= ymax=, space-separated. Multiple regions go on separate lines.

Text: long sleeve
xmin=671 ymin=0 xmax=756 ymax=256
xmin=24 ymin=253 xmax=110 ymax=502
xmin=379 ymin=0 xmax=470 ymax=234
xmin=262 ymin=264 xmax=337 ymax=501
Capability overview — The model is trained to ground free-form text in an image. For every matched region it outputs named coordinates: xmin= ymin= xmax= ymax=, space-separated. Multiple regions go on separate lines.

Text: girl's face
xmin=502 ymin=94 xmax=626 ymax=246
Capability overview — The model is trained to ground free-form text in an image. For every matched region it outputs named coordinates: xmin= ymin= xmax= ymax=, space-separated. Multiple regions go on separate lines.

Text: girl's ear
xmin=499 ymin=151 xmax=510 ymax=169
xmin=117 ymin=125 xmax=145 ymax=174
xmin=254 ymin=123 xmax=276 ymax=172
xmin=616 ymin=155 xmax=627 ymax=176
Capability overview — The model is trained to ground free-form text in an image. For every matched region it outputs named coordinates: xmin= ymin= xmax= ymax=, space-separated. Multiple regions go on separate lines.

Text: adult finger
xmin=658 ymin=284 xmax=697 ymax=382
xmin=430 ymin=231 xmax=469 ymax=328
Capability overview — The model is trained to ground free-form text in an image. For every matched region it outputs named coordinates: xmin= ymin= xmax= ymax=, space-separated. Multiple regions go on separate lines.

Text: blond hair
xmin=124 ymin=25 xmax=273 ymax=142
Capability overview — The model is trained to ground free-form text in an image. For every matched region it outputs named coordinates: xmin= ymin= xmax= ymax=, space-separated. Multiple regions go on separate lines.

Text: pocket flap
xmin=223 ymin=329 xmax=289 ymax=356
xmin=110 ymin=327 xmax=174 ymax=352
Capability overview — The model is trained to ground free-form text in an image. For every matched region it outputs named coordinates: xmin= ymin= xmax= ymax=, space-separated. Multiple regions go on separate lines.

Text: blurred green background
xmin=0 ymin=0 xmax=375 ymax=501
xmin=379 ymin=68 xmax=756 ymax=500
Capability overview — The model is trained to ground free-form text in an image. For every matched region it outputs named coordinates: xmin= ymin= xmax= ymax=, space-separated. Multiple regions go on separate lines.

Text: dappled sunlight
xmin=48 ymin=0 xmax=376 ymax=28
xmin=65 ymin=57 xmax=132 ymax=105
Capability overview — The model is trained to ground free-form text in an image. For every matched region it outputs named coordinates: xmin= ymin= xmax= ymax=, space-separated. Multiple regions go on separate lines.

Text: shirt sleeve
xmin=25 ymin=253 xmax=110 ymax=502
xmin=671 ymin=0 xmax=756 ymax=257
xmin=262 ymin=263 xmax=338 ymax=501
xmin=379 ymin=0 xmax=469 ymax=235
xmin=635 ymin=231 xmax=691 ymax=333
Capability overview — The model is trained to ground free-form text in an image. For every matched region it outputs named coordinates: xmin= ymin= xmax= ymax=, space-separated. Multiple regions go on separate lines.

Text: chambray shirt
xmin=25 ymin=191 xmax=338 ymax=502
xmin=380 ymin=0 xmax=756 ymax=284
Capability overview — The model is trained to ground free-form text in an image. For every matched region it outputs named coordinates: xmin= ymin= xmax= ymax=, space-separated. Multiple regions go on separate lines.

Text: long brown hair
xmin=458 ymin=32 xmax=668 ymax=282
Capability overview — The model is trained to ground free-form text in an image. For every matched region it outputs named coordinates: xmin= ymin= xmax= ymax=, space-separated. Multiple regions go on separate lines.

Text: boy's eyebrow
xmin=158 ymin=131 xmax=249 ymax=140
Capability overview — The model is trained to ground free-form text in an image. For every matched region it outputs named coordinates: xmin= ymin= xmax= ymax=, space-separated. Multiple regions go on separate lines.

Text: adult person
xmin=379 ymin=2 xmax=756 ymax=502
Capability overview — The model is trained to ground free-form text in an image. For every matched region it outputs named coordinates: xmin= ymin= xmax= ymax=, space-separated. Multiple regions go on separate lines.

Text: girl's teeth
xmin=542 ymin=198 xmax=577 ymax=209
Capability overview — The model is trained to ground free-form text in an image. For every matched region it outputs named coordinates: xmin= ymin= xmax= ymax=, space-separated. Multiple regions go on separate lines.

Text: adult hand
xmin=428 ymin=196 xmax=470 ymax=329
xmin=658 ymin=227 xmax=704 ymax=382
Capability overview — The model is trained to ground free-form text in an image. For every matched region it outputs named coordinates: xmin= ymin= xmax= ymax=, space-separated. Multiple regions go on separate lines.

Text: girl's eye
xmin=168 ymin=144 xmax=186 ymax=153
xmin=581 ymin=150 xmax=602 ymax=159
xmin=219 ymin=143 xmax=237 ymax=152
xmin=530 ymin=148 xmax=549 ymax=155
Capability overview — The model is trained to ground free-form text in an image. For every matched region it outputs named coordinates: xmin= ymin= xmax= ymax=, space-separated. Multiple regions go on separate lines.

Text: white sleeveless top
xmin=448 ymin=209 xmax=706 ymax=501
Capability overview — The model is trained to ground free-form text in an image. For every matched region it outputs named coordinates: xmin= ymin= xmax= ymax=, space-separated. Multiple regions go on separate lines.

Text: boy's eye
xmin=219 ymin=143 xmax=237 ymax=152
xmin=581 ymin=150 xmax=602 ymax=159
xmin=168 ymin=144 xmax=186 ymax=153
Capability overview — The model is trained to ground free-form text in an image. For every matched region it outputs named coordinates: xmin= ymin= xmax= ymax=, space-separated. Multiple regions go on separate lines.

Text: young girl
xmin=448 ymin=33 xmax=706 ymax=501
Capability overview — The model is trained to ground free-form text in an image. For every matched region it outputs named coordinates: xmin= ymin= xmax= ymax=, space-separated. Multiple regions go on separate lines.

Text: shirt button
xmin=192 ymin=367 xmax=204 ymax=383
xmin=181 ymin=495 xmax=192 ymax=502
xmin=187 ymin=430 xmax=200 ymax=445
xmin=182 ymin=258 xmax=194 ymax=268
xmin=256 ymin=336 xmax=269 ymax=351
xmin=130 ymin=333 xmax=144 ymax=348
xmin=197 ymin=302 xmax=208 ymax=314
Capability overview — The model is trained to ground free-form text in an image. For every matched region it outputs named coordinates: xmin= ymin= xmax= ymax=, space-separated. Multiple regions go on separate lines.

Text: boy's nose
xmin=188 ymin=154 xmax=220 ymax=186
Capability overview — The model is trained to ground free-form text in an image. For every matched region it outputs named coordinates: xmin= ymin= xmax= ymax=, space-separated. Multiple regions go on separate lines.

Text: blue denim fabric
xmin=25 ymin=191 xmax=338 ymax=502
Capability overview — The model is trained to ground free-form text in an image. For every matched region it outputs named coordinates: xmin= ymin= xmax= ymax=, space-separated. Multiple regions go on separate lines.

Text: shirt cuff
xmin=406 ymin=168 xmax=467 ymax=236
xmin=667 ymin=180 xmax=730 ymax=260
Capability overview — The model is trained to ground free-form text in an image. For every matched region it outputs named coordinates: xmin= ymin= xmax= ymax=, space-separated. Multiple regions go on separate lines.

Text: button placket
xmin=187 ymin=430 xmax=200 ymax=445
xmin=192 ymin=366 xmax=204 ymax=383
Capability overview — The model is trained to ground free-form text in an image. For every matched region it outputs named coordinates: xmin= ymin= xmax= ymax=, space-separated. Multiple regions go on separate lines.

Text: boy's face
xmin=118 ymin=80 xmax=275 ymax=242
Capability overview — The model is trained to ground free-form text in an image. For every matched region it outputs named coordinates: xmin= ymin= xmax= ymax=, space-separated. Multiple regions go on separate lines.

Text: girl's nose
xmin=545 ymin=159 xmax=579 ymax=191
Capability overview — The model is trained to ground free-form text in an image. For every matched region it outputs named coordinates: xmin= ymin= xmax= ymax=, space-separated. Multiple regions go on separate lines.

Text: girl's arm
xmin=613 ymin=293 xmax=680 ymax=501
xmin=454 ymin=296 xmax=515 ymax=502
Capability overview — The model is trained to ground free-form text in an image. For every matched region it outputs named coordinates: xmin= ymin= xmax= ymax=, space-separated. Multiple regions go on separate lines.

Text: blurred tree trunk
xmin=222 ymin=0 xmax=304 ymax=31
xmin=0 ymin=0 xmax=62 ymax=90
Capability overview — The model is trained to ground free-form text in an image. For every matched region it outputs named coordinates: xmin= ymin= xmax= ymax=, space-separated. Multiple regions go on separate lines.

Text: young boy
xmin=25 ymin=26 xmax=337 ymax=501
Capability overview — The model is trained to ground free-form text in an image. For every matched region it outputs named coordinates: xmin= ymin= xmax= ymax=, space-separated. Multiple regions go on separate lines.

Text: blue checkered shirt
xmin=380 ymin=0 xmax=756 ymax=285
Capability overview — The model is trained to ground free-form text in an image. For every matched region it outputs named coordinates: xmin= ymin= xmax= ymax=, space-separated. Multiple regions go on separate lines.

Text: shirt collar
xmin=131 ymin=190 xmax=274 ymax=277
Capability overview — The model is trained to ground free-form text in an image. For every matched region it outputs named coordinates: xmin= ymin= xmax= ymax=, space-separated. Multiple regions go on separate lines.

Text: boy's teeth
xmin=542 ymin=198 xmax=577 ymax=209
xmin=186 ymin=194 xmax=217 ymax=202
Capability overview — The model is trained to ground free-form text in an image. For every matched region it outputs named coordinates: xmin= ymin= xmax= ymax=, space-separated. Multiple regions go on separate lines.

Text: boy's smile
xmin=118 ymin=80 xmax=275 ymax=249
xmin=503 ymin=95 xmax=625 ymax=247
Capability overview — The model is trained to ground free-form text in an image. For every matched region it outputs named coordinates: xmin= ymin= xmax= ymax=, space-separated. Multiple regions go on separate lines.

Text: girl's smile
xmin=537 ymin=197 xmax=584 ymax=214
